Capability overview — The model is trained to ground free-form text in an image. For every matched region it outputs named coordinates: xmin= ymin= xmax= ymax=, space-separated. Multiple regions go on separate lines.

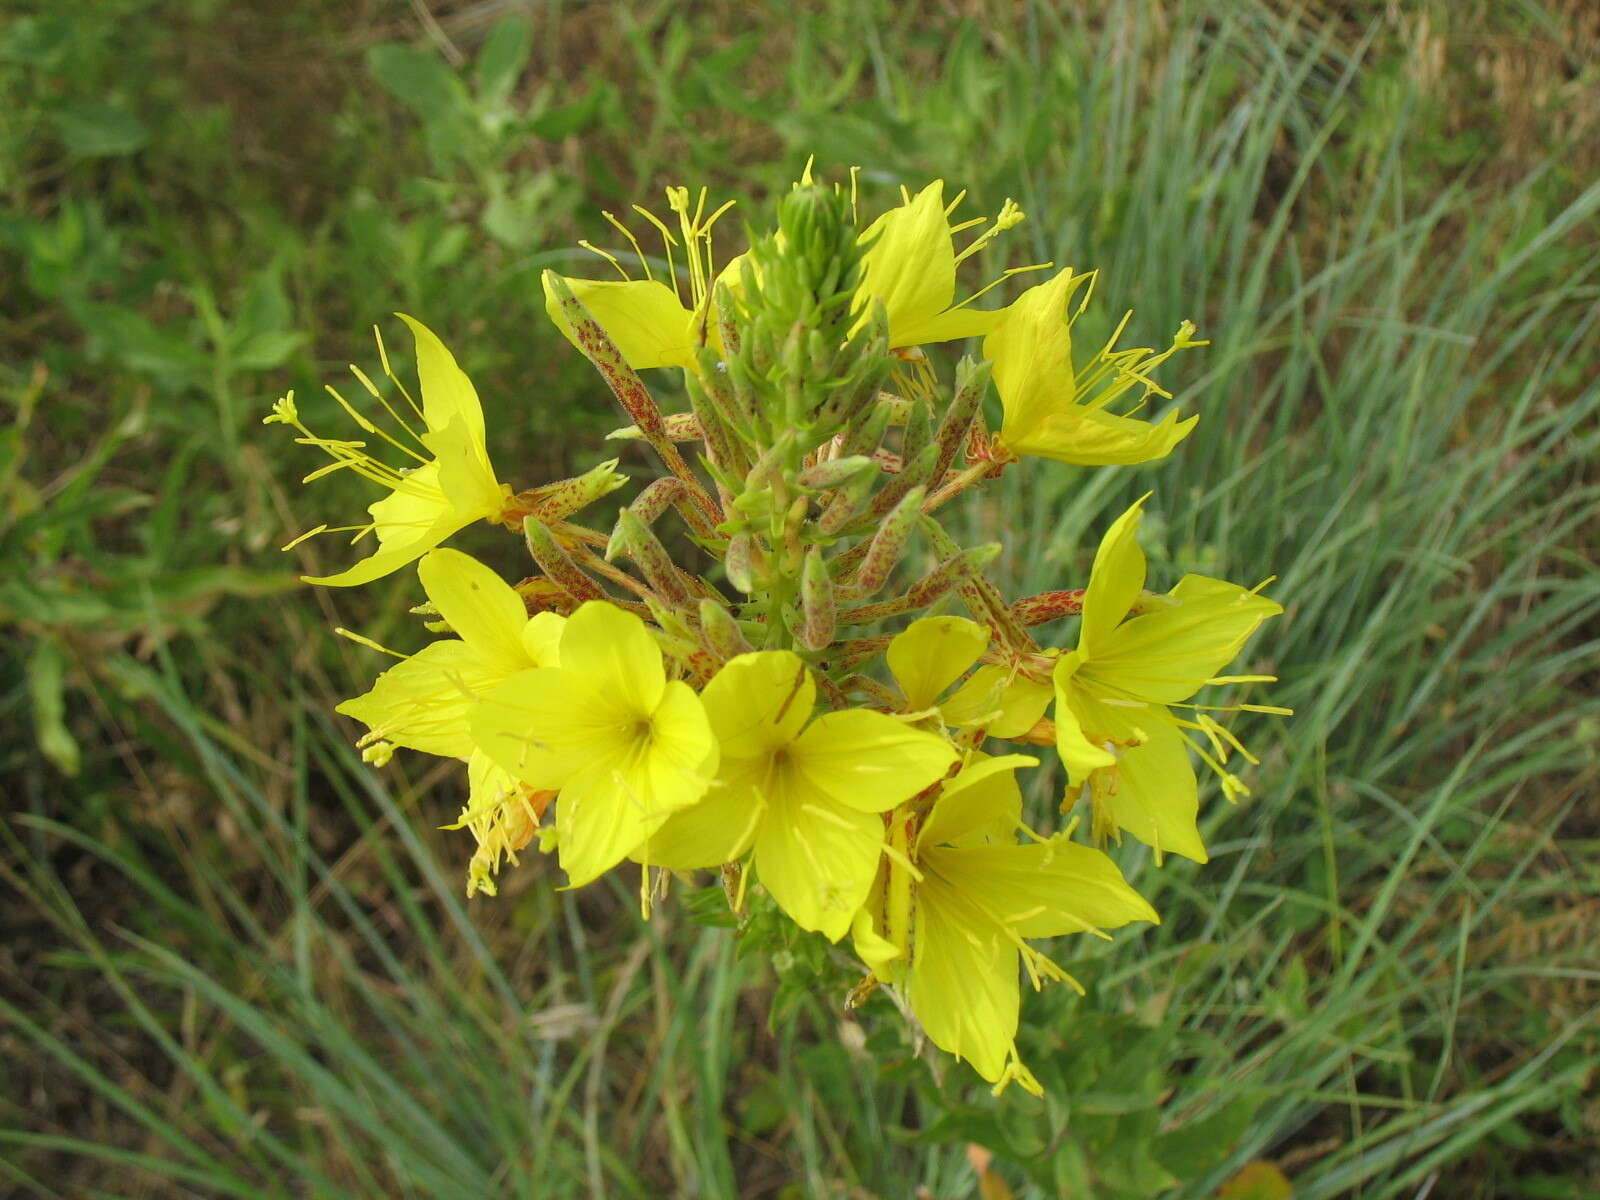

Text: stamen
xmin=281 ymin=524 xmax=328 ymax=551
xmin=631 ymin=205 xmax=680 ymax=300
xmin=603 ymin=211 xmax=655 ymax=282
xmin=326 ymin=385 xmax=429 ymax=462
xmin=335 ymin=627 xmax=408 ymax=658
xmin=372 ymin=327 xmax=425 ymax=420
xmin=578 ymin=239 xmax=630 ymax=281
xmin=879 ymin=838 xmax=925 ymax=882
xmin=951 ymin=262 xmax=1053 ymax=312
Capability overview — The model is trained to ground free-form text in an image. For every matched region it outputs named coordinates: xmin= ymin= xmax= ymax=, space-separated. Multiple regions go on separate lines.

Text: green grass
xmin=3 ymin=1 xmax=1598 ymax=1196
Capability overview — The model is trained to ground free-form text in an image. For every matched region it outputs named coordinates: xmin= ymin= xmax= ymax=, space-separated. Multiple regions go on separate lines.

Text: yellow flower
xmin=1050 ymin=497 xmax=1285 ymax=862
xmin=855 ymin=179 xmax=1037 ymax=350
xmin=266 ymin=316 xmax=513 ymax=587
xmin=885 ymin=615 xmax=1053 ymax=738
xmin=854 ymin=755 xmax=1158 ymax=1093
xmin=984 ymin=268 xmax=1203 ymax=466
xmin=336 ymin=548 xmax=564 ymax=760
xmin=641 ymin=650 xmax=957 ymax=941
xmin=470 ymin=601 xmax=719 ymax=887
xmin=542 ymin=186 xmax=741 ymax=371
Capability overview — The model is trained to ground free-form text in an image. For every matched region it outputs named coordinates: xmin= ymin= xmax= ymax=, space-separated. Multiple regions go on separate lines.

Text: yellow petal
xmin=1006 ymin=404 xmax=1197 ymax=467
xmin=752 ymin=781 xmax=883 ymax=941
xmin=557 ymin=601 xmax=666 ymax=716
xmin=1091 ymin=711 xmax=1207 ymax=863
xmin=520 ymin=611 xmax=565 ymax=666
xmin=1051 ymin=656 xmax=1117 ymax=782
xmin=542 ymin=274 xmax=697 ymax=371
xmin=418 ymin=549 xmax=528 ymax=669
xmin=1080 ymin=496 xmax=1149 ymax=654
xmin=924 ymin=837 xmax=1158 ymax=937
xmin=396 ymin=314 xmax=486 ymax=448
xmin=468 ymin=667 xmax=587 ymax=786
xmin=887 ymin=616 xmax=989 ymax=711
xmin=856 ymin=181 xmax=957 ymax=348
xmin=941 ymin=665 xmax=1054 ymax=737
xmin=636 ymin=757 xmax=766 ymax=870
xmin=917 ymin=753 xmax=1037 ymax=851
xmin=907 ymin=882 xmax=1017 ymax=1083
xmin=700 ymin=651 xmax=815 ymax=759
xmin=850 ymin=900 xmax=903 ymax=980
xmin=983 ymin=267 xmax=1094 ymax=443
xmin=557 ymin=679 xmax=716 ymax=885
xmin=892 ymin=303 xmax=1008 ymax=347
xmin=1088 ymin=578 xmax=1282 ymax=703
xmin=305 ymin=504 xmax=469 ymax=587
xmin=424 ymin=417 xmax=505 ymax=517
xmin=792 ymin=709 xmax=958 ymax=813
xmin=336 ymin=640 xmax=505 ymax=759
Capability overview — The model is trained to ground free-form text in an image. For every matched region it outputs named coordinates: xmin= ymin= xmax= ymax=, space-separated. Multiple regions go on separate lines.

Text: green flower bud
xmin=853 ymin=485 xmax=926 ymax=596
xmin=797 ymin=546 xmax=836 ymax=651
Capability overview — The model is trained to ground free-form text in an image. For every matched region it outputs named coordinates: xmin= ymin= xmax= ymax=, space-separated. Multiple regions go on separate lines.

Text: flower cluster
xmin=268 ymin=172 xmax=1286 ymax=1095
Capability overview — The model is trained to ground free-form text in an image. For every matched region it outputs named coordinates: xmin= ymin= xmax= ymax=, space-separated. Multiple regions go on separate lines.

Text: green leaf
xmin=1154 ymin=1094 xmax=1262 ymax=1179
xmin=528 ymin=88 xmax=608 ymax=140
xmin=73 ymin=303 xmax=207 ymax=385
xmin=475 ymin=18 xmax=533 ymax=106
xmin=233 ymin=265 xmax=292 ymax=343
xmin=232 ymin=330 xmax=305 ymax=372
xmin=29 ymin=638 xmax=81 ymax=777
xmin=366 ymin=43 xmax=470 ymax=122
xmin=52 ymin=101 xmax=150 ymax=157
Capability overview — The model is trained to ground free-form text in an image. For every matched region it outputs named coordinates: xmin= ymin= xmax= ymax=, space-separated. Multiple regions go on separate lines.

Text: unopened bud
xmin=517 ymin=457 xmax=628 ymax=522
xmin=931 ymin=358 xmax=989 ymax=483
xmin=614 ymin=509 xmax=692 ymax=607
xmin=907 ymin=542 xmax=1003 ymax=607
xmin=854 ymin=485 xmax=925 ymax=596
xmin=714 ymin=281 xmax=744 ymax=359
xmin=725 ymin=533 xmax=759 ymax=593
xmin=797 ymin=547 xmax=835 ymax=651
xmin=797 ymin=454 xmax=879 ymax=491
xmin=1010 ymin=589 xmax=1086 ymax=627
xmin=698 ymin=599 xmax=754 ymax=660
xmin=523 ymin=516 xmax=606 ymax=604
xmin=817 ymin=467 xmax=880 ymax=535
xmin=840 ymin=395 xmax=895 ymax=458
xmin=605 ymin=412 xmax=702 ymax=443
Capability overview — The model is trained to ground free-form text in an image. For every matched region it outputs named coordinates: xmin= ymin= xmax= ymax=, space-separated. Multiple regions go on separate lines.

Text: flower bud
xmin=520 ymin=457 xmax=628 ymax=522
xmin=1010 ymin=588 xmax=1086 ymax=627
xmin=931 ymin=357 xmax=990 ymax=484
xmin=853 ymin=485 xmax=925 ymax=596
xmin=797 ymin=546 xmax=836 ymax=651
xmin=523 ymin=516 xmax=605 ymax=604
xmin=797 ymin=454 xmax=879 ymax=491
xmin=614 ymin=509 xmax=692 ymax=607
xmin=698 ymin=598 xmax=754 ymax=660
xmin=725 ymin=533 xmax=759 ymax=593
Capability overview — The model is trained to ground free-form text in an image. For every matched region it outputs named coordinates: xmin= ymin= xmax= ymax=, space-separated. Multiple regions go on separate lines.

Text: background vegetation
xmin=3 ymin=0 xmax=1597 ymax=1196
